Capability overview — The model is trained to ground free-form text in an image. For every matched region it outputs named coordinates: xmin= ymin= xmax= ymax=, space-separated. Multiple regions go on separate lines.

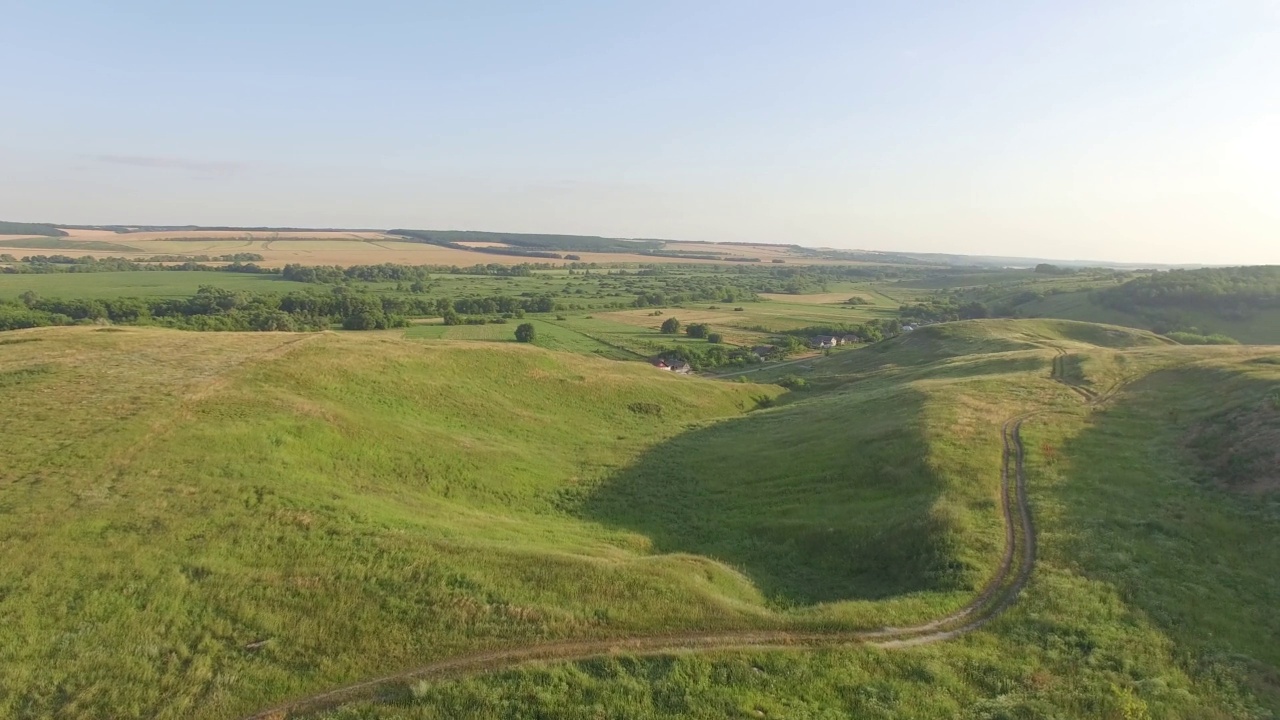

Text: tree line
xmin=1097 ymin=266 xmax=1280 ymax=320
xmin=0 ymin=286 xmax=567 ymax=333
xmin=1 ymin=255 xmax=271 ymax=274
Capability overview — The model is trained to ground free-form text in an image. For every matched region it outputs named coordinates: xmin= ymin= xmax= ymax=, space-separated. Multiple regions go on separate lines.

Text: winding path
xmin=242 ymin=369 xmax=1078 ymax=719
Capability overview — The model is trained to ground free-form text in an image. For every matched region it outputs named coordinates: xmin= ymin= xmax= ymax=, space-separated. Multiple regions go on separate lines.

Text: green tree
xmin=660 ymin=317 xmax=681 ymax=334
xmin=707 ymin=332 xmax=724 ymax=343
xmin=685 ymin=323 xmax=710 ymax=339
xmin=514 ymin=323 xmax=537 ymax=343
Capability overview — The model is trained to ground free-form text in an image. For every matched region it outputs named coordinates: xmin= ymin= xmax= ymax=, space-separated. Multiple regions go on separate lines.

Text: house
xmin=840 ymin=334 xmax=861 ymax=345
xmin=751 ymin=345 xmax=776 ymax=359
xmin=652 ymin=357 xmax=693 ymax=374
xmin=809 ymin=335 xmax=838 ymax=349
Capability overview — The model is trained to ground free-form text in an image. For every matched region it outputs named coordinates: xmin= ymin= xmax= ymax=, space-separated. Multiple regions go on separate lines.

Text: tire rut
xmin=242 ymin=398 xmax=1054 ymax=718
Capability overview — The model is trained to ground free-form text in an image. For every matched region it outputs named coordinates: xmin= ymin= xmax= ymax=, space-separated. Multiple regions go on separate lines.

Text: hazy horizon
xmin=2 ymin=1 xmax=1277 ymax=265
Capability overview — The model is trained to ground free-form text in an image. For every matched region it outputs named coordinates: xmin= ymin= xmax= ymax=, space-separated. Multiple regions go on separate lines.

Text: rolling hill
xmin=1 ymin=321 xmax=1277 ymax=719
xmin=1004 ymin=266 xmax=1280 ymax=345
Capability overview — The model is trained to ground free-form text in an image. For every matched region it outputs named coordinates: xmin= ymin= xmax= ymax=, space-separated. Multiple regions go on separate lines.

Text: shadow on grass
xmin=578 ymin=385 xmax=971 ymax=607
xmin=1047 ymin=365 xmax=1280 ymax=707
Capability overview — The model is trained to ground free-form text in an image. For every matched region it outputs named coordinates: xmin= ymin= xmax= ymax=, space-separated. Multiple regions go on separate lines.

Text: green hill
xmin=0 ymin=220 xmax=67 ymax=237
xmin=2 ymin=321 xmax=1278 ymax=719
xmin=1003 ymin=267 xmax=1280 ymax=345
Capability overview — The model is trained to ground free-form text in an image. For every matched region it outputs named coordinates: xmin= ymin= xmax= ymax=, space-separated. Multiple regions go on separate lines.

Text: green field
xmin=0 ymin=236 xmax=142 ymax=252
xmin=404 ymin=318 xmax=641 ymax=360
xmin=2 ymin=320 xmax=1278 ymax=719
xmin=0 ymin=270 xmax=293 ymax=299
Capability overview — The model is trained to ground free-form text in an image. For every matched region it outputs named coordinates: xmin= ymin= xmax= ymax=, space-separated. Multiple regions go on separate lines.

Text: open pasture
xmin=0 ymin=270 xmax=292 ymax=300
xmin=1 ymin=320 xmax=1278 ymax=718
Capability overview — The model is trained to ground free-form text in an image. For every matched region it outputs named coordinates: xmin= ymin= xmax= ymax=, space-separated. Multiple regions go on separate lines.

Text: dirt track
xmin=241 ymin=403 xmax=1050 ymax=718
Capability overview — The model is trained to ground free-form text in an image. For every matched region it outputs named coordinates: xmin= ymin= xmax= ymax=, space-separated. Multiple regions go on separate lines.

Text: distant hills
xmin=0 ymin=219 xmax=1224 ymax=269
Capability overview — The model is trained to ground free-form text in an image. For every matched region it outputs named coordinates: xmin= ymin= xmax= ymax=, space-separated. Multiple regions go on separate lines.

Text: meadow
xmin=0 ymin=270 xmax=291 ymax=299
xmin=2 ymin=320 xmax=1278 ymax=719
xmin=321 ymin=321 xmax=1280 ymax=720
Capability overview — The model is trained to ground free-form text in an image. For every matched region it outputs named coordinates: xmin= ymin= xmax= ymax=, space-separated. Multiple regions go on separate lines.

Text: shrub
xmin=734 ymin=307 xmax=745 ymax=312
xmin=707 ymin=333 xmax=724 ymax=344
xmin=685 ymin=323 xmax=710 ymax=339
xmin=778 ymin=375 xmax=808 ymax=390
xmin=1166 ymin=331 xmax=1240 ymax=345
xmin=514 ymin=323 xmax=536 ymax=343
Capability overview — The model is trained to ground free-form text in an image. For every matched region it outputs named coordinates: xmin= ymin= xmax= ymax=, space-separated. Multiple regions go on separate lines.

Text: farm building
xmin=652 ymin=358 xmax=693 ymax=374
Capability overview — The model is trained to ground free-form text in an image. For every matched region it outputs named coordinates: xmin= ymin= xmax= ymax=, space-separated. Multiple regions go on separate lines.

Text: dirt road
xmin=241 ymin=409 xmax=1042 ymax=719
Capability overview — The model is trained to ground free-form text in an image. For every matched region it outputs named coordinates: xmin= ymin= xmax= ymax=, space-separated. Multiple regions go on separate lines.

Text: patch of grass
xmin=0 ymin=270 xmax=290 ymax=300
xmin=0 ymin=363 xmax=54 ymax=387
xmin=0 ymin=236 xmax=140 ymax=252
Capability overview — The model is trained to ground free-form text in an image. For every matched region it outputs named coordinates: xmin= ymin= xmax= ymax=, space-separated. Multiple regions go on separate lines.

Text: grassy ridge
xmin=1 ymin=326 xmax=1017 ymax=719
xmin=326 ymin=326 xmax=1280 ymax=719
xmin=1022 ymin=290 xmax=1280 ymax=345
xmin=0 ymin=220 xmax=67 ymax=237
xmin=3 ymin=321 xmax=1278 ymax=719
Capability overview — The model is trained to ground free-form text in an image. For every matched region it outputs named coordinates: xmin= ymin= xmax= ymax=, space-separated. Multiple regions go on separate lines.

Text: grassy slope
xmin=330 ymin=321 xmax=1280 ymax=720
xmin=0 ymin=221 xmax=68 ymax=237
xmin=1021 ymin=289 xmax=1280 ymax=345
xmin=0 ymin=325 xmax=1015 ymax=719
xmin=4 ymin=321 xmax=1278 ymax=719
xmin=0 ymin=329 xmax=775 ymax=718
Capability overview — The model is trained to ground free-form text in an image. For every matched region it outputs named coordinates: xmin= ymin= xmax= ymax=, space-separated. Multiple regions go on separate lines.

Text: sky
xmin=1 ymin=0 xmax=1277 ymax=264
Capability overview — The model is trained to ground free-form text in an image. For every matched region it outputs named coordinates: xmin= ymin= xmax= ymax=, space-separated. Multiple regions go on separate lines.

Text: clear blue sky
xmin=2 ymin=1 xmax=1277 ymax=263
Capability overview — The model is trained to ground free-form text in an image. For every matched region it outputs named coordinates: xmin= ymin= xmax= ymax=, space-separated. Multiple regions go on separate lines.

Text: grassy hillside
xmin=0 ymin=220 xmax=67 ymax=237
xmin=987 ymin=267 xmax=1280 ymax=345
xmin=326 ymin=321 xmax=1280 ymax=720
xmin=4 ymin=321 xmax=1278 ymax=719
xmin=1021 ymin=289 xmax=1280 ymax=345
xmin=0 ymin=326 xmax=1017 ymax=719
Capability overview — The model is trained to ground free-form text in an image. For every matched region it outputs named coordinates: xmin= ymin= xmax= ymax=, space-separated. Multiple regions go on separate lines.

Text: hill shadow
xmin=577 ymin=386 xmax=974 ymax=607
xmin=1044 ymin=366 xmax=1280 ymax=707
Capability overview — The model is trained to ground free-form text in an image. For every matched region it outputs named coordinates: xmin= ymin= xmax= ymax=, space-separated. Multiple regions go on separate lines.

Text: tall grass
xmin=3 ymin=322 xmax=1278 ymax=719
